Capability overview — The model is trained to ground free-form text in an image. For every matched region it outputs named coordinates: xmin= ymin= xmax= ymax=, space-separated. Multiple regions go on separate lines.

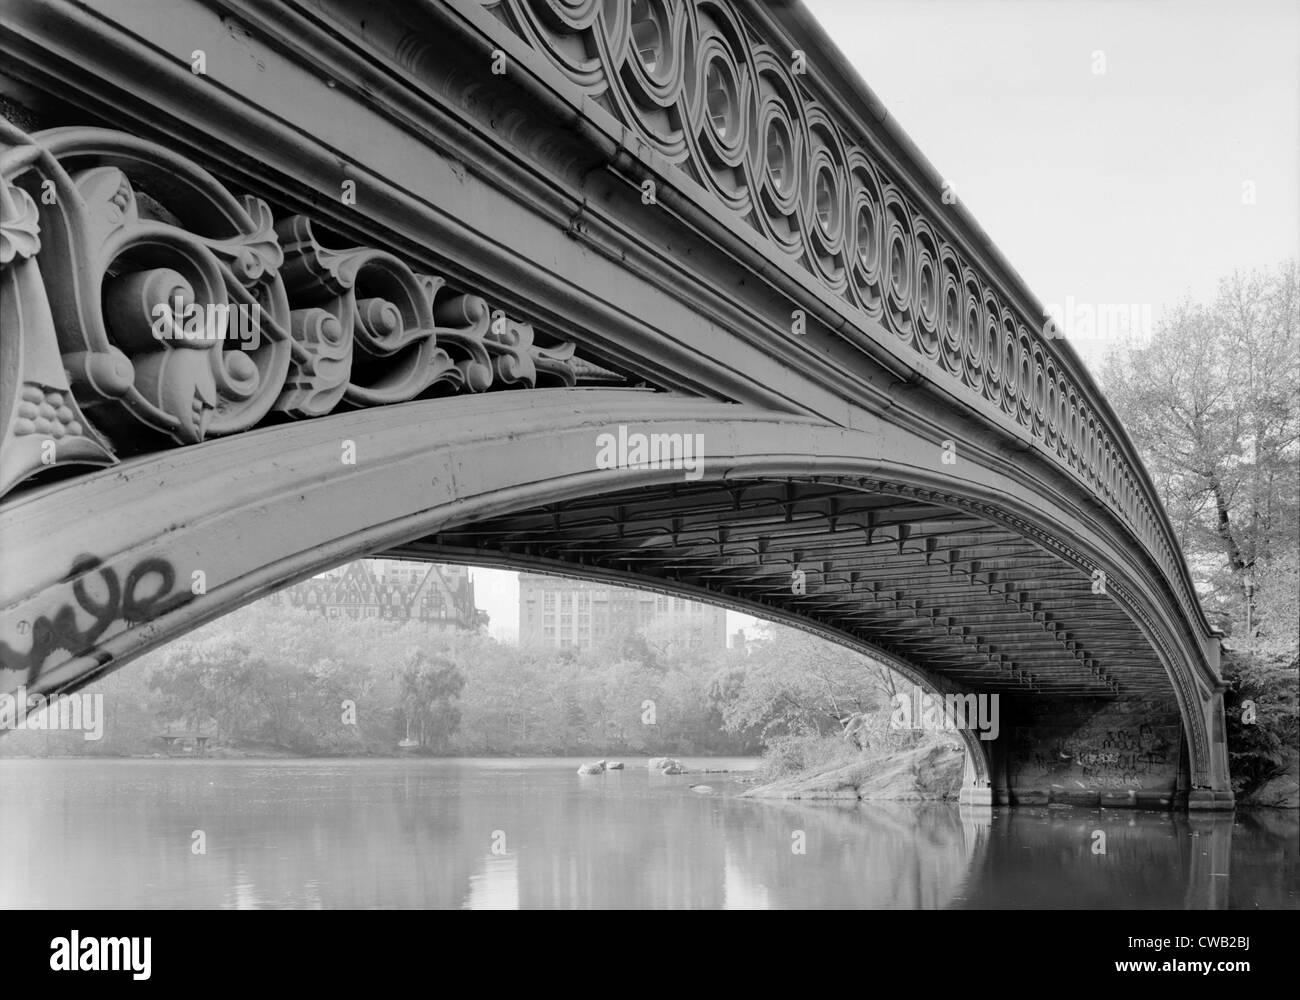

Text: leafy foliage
xmin=1101 ymin=261 xmax=1299 ymax=632
xmin=1223 ymin=648 xmax=1300 ymax=794
xmin=1103 ymin=261 xmax=1299 ymax=795
xmin=1 ymin=597 xmax=760 ymax=757
xmin=717 ymin=626 xmax=897 ymax=740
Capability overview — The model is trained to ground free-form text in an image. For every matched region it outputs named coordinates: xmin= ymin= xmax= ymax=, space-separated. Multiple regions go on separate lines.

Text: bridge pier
xmin=1186 ymin=689 xmax=1236 ymax=811
xmin=955 ymin=688 xmax=1234 ymax=811
xmin=991 ymin=694 xmax=1221 ymax=810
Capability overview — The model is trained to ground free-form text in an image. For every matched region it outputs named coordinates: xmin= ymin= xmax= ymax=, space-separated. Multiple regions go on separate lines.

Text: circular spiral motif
xmin=1043 ymin=362 xmax=1058 ymax=442
xmin=912 ymin=221 xmax=941 ymax=361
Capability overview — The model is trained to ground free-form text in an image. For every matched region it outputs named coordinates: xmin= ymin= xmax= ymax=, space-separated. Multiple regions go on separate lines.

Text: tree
xmin=399 ymin=651 xmax=465 ymax=751
xmin=1101 ymin=261 xmax=1299 ymax=633
xmin=716 ymin=625 xmax=897 ymax=740
xmin=149 ymin=634 xmax=268 ymax=742
xmin=1248 ymin=550 xmax=1300 ymax=668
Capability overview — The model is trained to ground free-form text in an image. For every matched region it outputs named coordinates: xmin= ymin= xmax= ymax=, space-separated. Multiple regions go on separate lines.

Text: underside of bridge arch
xmin=0 ymin=392 xmax=1226 ymax=808
xmin=391 ymin=476 xmax=1189 ymax=809
xmin=398 ymin=478 xmax=1170 ymax=700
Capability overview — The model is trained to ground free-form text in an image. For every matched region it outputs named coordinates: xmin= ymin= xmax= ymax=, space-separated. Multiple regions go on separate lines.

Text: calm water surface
xmin=1 ymin=758 xmax=1295 ymax=909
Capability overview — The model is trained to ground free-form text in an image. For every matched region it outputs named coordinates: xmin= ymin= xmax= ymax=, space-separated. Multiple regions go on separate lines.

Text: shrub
xmin=1222 ymin=646 xmax=1300 ymax=795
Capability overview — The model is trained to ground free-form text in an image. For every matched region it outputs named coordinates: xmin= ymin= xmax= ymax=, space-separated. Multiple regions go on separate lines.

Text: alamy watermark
xmin=1041 ymin=297 xmax=1152 ymax=345
xmin=0 ymin=686 xmax=104 ymax=740
xmin=891 ymin=685 xmax=999 ymax=740
xmin=595 ymin=425 xmax=705 ymax=481
xmin=50 ymin=932 xmax=150 ymax=980
xmin=150 ymin=298 xmax=263 ymax=351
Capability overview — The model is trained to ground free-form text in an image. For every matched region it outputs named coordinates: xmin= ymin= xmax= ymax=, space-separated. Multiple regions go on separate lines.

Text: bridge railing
xmin=465 ymin=0 xmax=1211 ymax=643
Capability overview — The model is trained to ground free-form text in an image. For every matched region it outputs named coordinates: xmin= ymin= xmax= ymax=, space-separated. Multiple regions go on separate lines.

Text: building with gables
xmin=271 ymin=559 xmax=487 ymax=631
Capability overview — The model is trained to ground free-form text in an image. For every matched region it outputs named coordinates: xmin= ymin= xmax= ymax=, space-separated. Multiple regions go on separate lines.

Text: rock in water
xmin=607 ymin=761 xmax=625 ymax=770
xmin=660 ymin=762 xmax=686 ymax=775
xmin=689 ymin=784 xmax=714 ymax=793
xmin=647 ymin=757 xmax=668 ymax=769
xmin=577 ymin=760 xmax=606 ymax=775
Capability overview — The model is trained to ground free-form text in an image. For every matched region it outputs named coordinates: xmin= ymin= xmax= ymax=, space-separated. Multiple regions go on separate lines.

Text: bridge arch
xmin=0 ymin=390 xmax=1223 ymax=804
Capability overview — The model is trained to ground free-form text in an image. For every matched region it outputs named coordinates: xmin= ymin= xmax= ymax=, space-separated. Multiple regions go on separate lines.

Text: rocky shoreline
xmin=742 ymin=744 xmax=966 ymax=801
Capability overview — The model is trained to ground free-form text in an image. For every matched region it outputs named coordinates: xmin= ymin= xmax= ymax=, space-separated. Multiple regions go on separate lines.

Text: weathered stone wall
xmin=1005 ymin=697 xmax=1184 ymax=808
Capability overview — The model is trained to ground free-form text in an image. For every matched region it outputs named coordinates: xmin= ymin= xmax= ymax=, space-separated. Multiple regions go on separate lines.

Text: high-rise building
xmin=271 ymin=559 xmax=487 ymax=630
xmin=518 ymin=573 xmax=726 ymax=649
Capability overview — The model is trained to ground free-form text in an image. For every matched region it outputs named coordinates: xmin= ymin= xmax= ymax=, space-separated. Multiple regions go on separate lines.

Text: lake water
xmin=1 ymin=758 xmax=1295 ymax=909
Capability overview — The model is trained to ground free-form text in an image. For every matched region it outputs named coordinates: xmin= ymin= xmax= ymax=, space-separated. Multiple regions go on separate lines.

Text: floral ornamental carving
xmin=0 ymin=123 xmax=579 ymax=499
xmin=476 ymin=0 xmax=1201 ymax=637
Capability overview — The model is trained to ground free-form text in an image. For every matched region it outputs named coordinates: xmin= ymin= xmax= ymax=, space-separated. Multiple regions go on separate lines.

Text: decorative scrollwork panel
xmin=0 ymin=123 xmax=580 ymax=500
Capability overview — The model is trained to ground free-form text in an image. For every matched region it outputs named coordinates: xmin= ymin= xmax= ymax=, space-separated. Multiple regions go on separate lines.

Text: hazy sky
xmin=474 ymin=0 xmax=1300 ymax=642
xmin=806 ymin=0 xmax=1299 ymax=355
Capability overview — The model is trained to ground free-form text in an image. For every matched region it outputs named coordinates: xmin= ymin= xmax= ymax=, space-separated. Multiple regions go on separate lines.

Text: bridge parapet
xmin=463 ymin=0 xmax=1209 ymax=646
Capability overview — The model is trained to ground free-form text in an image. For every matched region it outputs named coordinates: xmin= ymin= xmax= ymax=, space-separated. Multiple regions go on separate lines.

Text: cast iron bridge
xmin=0 ymin=0 xmax=1231 ymax=807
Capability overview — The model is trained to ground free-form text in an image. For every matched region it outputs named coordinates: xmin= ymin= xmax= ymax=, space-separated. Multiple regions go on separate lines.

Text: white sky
xmin=472 ymin=0 xmax=1300 ymax=643
xmin=806 ymin=0 xmax=1300 ymax=355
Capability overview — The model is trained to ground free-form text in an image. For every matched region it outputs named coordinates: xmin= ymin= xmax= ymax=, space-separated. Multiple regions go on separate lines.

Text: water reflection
xmin=466 ymin=856 xmax=519 ymax=910
xmin=955 ymin=809 xmax=1244 ymax=909
xmin=0 ymin=759 xmax=1294 ymax=909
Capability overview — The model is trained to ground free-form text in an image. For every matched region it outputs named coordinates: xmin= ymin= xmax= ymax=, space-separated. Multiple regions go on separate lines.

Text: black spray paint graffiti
xmin=0 ymin=554 xmax=191 ymax=685
xmin=1010 ymin=724 xmax=1175 ymax=787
